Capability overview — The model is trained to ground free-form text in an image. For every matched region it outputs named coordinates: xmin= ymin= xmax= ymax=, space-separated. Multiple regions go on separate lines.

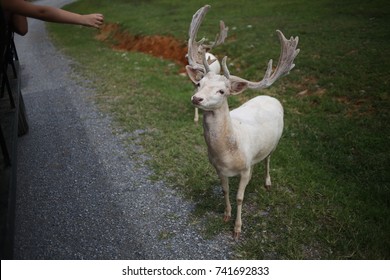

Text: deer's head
xmin=186 ymin=5 xmax=300 ymax=111
xmin=186 ymin=64 xmax=247 ymax=111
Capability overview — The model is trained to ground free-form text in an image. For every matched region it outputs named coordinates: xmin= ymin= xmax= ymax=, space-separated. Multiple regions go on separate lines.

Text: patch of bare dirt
xmin=95 ymin=23 xmax=188 ymax=68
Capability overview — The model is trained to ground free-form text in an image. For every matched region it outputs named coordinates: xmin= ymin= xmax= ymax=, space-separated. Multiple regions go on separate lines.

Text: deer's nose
xmin=192 ymin=96 xmax=204 ymax=105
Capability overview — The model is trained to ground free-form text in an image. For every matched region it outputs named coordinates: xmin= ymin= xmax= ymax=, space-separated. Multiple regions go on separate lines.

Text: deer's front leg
xmin=220 ymin=174 xmax=231 ymax=221
xmin=264 ymin=155 xmax=271 ymax=190
xmin=234 ymin=168 xmax=252 ymax=240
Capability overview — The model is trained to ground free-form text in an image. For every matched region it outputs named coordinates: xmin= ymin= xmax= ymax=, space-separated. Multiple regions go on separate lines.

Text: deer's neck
xmin=202 ymin=102 xmax=237 ymax=156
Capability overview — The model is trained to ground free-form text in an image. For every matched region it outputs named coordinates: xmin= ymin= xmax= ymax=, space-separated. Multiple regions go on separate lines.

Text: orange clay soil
xmin=95 ymin=23 xmax=188 ymax=68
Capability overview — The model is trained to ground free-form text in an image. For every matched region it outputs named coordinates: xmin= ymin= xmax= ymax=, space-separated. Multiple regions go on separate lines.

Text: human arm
xmin=11 ymin=14 xmax=28 ymax=35
xmin=1 ymin=0 xmax=104 ymax=29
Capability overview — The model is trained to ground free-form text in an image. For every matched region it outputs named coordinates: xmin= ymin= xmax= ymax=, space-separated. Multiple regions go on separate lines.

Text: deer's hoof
xmin=233 ymin=231 xmax=240 ymax=241
xmin=223 ymin=214 xmax=231 ymax=222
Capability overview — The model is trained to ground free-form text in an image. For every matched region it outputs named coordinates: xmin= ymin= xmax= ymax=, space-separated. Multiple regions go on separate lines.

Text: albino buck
xmin=186 ymin=5 xmax=299 ymax=240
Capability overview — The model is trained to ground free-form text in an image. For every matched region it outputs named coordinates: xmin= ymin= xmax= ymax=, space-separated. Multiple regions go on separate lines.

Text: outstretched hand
xmin=82 ymin=13 xmax=104 ymax=29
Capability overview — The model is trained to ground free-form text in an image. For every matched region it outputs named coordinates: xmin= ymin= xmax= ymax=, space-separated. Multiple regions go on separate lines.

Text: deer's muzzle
xmin=192 ymin=96 xmax=204 ymax=105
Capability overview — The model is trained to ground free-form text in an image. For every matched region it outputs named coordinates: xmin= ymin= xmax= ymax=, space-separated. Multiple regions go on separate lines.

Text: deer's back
xmin=230 ymin=95 xmax=283 ymax=125
xmin=230 ymin=95 xmax=284 ymax=163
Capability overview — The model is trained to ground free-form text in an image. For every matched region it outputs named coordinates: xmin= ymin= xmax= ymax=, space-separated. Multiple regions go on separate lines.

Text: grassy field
xmin=47 ymin=0 xmax=389 ymax=259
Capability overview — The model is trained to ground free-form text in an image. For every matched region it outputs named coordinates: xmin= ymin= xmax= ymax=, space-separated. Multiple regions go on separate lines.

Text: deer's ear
xmin=186 ymin=66 xmax=204 ymax=83
xmin=229 ymin=80 xmax=248 ymax=95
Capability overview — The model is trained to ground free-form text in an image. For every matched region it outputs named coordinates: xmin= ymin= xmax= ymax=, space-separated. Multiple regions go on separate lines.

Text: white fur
xmin=193 ymin=53 xmax=220 ymax=123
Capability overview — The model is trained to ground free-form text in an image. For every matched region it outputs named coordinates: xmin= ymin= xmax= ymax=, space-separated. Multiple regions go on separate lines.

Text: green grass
xmin=48 ymin=0 xmax=389 ymax=259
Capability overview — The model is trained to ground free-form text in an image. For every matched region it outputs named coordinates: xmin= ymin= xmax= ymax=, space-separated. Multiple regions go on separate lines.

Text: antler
xmin=222 ymin=30 xmax=300 ymax=89
xmin=187 ymin=5 xmax=228 ymax=73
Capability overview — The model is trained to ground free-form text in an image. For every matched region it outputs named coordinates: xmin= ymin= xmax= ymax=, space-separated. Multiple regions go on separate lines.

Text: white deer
xmin=186 ymin=5 xmax=299 ymax=240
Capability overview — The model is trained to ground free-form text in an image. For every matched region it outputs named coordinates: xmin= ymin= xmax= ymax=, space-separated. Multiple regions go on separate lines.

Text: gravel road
xmin=14 ymin=0 xmax=233 ymax=259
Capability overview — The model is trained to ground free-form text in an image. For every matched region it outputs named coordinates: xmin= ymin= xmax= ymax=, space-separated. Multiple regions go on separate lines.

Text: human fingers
xmin=92 ymin=14 xmax=104 ymax=28
xmin=85 ymin=14 xmax=104 ymax=28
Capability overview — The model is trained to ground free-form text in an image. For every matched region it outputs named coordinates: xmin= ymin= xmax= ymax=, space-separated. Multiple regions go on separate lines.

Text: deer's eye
xmin=218 ymin=89 xmax=225 ymax=94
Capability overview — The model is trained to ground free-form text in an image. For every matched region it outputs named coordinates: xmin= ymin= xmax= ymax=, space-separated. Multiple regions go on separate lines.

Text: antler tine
xmin=187 ymin=5 xmax=210 ymax=70
xmin=226 ymin=30 xmax=300 ymax=90
xmin=222 ymin=56 xmax=230 ymax=79
xmin=204 ymin=20 xmax=229 ymax=50
xmin=187 ymin=5 xmax=228 ymax=72
xmin=189 ymin=5 xmax=210 ymax=40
